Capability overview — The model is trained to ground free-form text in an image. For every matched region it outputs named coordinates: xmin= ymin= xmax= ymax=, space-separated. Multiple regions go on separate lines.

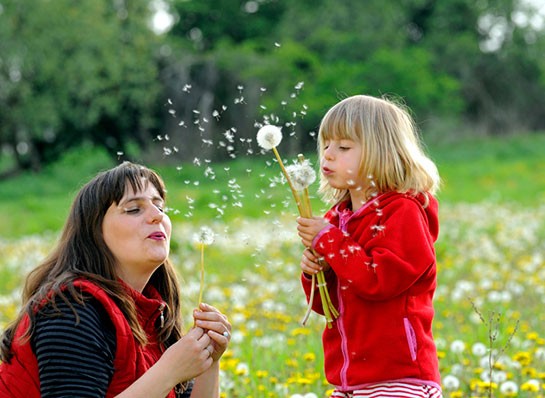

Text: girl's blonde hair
xmin=318 ymin=94 xmax=440 ymax=205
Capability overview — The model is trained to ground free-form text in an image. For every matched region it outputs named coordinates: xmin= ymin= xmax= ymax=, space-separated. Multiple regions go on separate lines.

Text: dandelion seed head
xmin=285 ymin=160 xmax=316 ymax=191
xmin=472 ymin=342 xmax=487 ymax=356
xmin=194 ymin=226 xmax=215 ymax=246
xmin=442 ymin=375 xmax=460 ymax=390
xmin=450 ymin=339 xmax=466 ymax=354
xmin=500 ymin=381 xmax=519 ymax=394
xmin=256 ymin=124 xmax=282 ymax=150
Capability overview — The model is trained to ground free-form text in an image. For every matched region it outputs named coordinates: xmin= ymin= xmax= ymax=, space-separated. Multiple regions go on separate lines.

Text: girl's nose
xmin=323 ymin=146 xmax=334 ymax=160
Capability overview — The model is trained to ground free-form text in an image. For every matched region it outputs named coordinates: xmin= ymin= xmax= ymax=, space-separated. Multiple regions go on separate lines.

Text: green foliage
xmin=2 ymin=0 xmax=545 ymax=173
xmin=0 ymin=133 xmax=544 ymax=239
xmin=0 ymin=0 xmax=161 ymax=170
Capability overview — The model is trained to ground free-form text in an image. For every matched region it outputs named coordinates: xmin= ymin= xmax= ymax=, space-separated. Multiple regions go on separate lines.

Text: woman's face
xmin=102 ymin=180 xmax=171 ymax=289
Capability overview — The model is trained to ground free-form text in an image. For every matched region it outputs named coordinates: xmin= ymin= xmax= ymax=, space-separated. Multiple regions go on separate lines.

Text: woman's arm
xmin=117 ymin=303 xmax=231 ymax=398
xmin=33 ymin=298 xmax=116 ymax=397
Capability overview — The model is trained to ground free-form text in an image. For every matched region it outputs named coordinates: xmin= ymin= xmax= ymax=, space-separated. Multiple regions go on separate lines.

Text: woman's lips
xmin=147 ymin=232 xmax=166 ymax=240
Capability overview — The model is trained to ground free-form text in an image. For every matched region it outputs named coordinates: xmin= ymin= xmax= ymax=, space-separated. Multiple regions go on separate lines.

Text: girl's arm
xmin=311 ymin=199 xmax=437 ymax=300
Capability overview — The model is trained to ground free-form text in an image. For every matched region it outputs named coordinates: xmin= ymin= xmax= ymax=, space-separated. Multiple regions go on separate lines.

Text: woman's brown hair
xmin=1 ymin=161 xmax=183 ymax=362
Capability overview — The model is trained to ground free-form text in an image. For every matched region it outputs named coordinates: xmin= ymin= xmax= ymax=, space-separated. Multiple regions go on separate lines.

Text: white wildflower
xmin=285 ymin=159 xmax=316 ymax=191
xmin=256 ymin=124 xmax=282 ymax=150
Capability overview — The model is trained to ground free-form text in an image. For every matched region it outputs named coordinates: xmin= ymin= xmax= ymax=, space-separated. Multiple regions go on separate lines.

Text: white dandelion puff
xmin=500 ymin=381 xmax=518 ymax=394
xmin=472 ymin=342 xmax=487 ymax=356
xmin=450 ymin=339 xmax=466 ymax=354
xmin=442 ymin=375 xmax=460 ymax=390
xmin=285 ymin=160 xmax=316 ymax=191
xmin=256 ymin=125 xmax=282 ymax=150
xmin=193 ymin=226 xmax=215 ymax=246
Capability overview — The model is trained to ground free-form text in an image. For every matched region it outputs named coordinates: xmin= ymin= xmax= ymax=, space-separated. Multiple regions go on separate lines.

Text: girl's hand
xmin=193 ymin=303 xmax=231 ymax=362
xmin=301 ymin=248 xmax=330 ymax=275
xmin=296 ymin=216 xmax=330 ymax=248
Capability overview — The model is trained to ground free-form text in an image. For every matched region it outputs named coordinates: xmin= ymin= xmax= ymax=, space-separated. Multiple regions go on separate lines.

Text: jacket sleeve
xmin=312 ymin=198 xmax=436 ymax=301
xmin=32 ymin=296 xmax=116 ymax=397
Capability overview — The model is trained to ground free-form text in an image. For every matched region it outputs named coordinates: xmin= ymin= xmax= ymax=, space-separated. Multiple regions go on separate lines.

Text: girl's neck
xmin=349 ymin=189 xmax=368 ymax=212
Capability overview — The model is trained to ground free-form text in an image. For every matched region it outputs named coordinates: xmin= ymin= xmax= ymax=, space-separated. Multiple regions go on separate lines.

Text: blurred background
xmin=1 ymin=0 xmax=544 ymax=177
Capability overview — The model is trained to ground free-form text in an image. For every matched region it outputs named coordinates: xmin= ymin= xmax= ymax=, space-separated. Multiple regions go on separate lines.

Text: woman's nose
xmin=147 ymin=206 xmax=164 ymax=223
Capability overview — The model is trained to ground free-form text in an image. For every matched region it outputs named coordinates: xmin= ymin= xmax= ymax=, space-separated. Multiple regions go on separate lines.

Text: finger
xmin=186 ymin=326 xmax=205 ymax=339
xmin=196 ymin=332 xmax=211 ymax=348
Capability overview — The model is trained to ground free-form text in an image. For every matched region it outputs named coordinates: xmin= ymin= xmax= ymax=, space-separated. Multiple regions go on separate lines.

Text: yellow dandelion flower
xmin=513 ymin=351 xmax=532 ymax=366
xmin=256 ymin=370 xmax=269 ymax=378
xmin=523 ymin=367 xmax=537 ymax=377
xmin=521 ymin=380 xmax=540 ymax=392
xmin=303 ymin=352 xmax=316 ymax=362
xmin=291 ymin=327 xmax=311 ymax=337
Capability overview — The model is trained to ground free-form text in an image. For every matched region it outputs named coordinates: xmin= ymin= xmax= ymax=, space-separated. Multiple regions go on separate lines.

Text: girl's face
xmin=321 ymin=138 xmax=365 ymax=191
xmin=102 ymin=180 xmax=171 ymax=290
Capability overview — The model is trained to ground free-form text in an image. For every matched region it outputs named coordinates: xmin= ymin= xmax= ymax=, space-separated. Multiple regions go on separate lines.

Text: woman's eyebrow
xmin=119 ymin=195 xmax=163 ymax=206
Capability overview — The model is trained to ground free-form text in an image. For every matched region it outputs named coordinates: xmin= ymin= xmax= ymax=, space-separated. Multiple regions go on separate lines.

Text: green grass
xmin=1 ymin=133 xmax=545 ymax=396
xmin=0 ymin=133 xmax=544 ymax=238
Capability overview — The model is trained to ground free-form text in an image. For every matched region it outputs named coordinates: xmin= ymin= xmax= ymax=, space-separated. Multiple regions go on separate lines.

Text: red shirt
xmin=302 ymin=192 xmax=442 ymax=391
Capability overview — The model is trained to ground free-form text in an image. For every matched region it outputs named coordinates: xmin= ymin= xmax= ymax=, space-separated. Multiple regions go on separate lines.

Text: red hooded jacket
xmin=302 ymin=192 xmax=441 ymax=391
xmin=0 ymin=279 xmax=176 ymax=397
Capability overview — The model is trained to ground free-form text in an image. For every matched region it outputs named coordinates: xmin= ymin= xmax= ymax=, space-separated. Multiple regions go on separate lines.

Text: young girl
xmin=296 ymin=95 xmax=443 ymax=397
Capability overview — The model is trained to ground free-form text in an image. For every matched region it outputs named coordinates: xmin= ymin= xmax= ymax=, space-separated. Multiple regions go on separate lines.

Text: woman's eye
xmin=125 ymin=208 xmax=140 ymax=214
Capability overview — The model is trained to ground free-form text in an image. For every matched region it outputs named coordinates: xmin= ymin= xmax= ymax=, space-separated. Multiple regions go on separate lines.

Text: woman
xmin=0 ymin=161 xmax=231 ymax=397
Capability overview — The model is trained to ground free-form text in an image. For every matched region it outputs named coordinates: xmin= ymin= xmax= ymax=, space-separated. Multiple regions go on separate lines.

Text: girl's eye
xmin=339 ymin=146 xmax=351 ymax=151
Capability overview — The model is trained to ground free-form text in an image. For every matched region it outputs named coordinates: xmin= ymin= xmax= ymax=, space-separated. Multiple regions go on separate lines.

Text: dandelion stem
xmin=198 ymin=243 xmax=205 ymax=305
xmin=271 ymin=147 xmax=304 ymax=215
xmin=301 ymin=274 xmax=316 ymax=326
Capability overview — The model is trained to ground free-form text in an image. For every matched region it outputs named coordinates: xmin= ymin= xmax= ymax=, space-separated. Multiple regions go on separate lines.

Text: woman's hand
xmin=193 ymin=303 xmax=231 ymax=362
xmin=116 ymin=326 xmax=216 ymax=397
xmin=161 ymin=326 xmax=213 ymax=383
xmin=296 ymin=216 xmax=330 ymax=248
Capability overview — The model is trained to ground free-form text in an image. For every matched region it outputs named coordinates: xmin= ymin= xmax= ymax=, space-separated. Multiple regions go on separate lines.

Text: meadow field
xmin=0 ymin=133 xmax=544 ymax=397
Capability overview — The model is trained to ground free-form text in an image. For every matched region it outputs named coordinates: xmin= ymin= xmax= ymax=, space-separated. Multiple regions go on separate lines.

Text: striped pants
xmin=330 ymin=382 xmax=443 ymax=398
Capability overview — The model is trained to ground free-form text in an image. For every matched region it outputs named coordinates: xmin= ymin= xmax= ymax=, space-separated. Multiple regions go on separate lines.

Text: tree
xmin=0 ymin=0 xmax=162 ymax=174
